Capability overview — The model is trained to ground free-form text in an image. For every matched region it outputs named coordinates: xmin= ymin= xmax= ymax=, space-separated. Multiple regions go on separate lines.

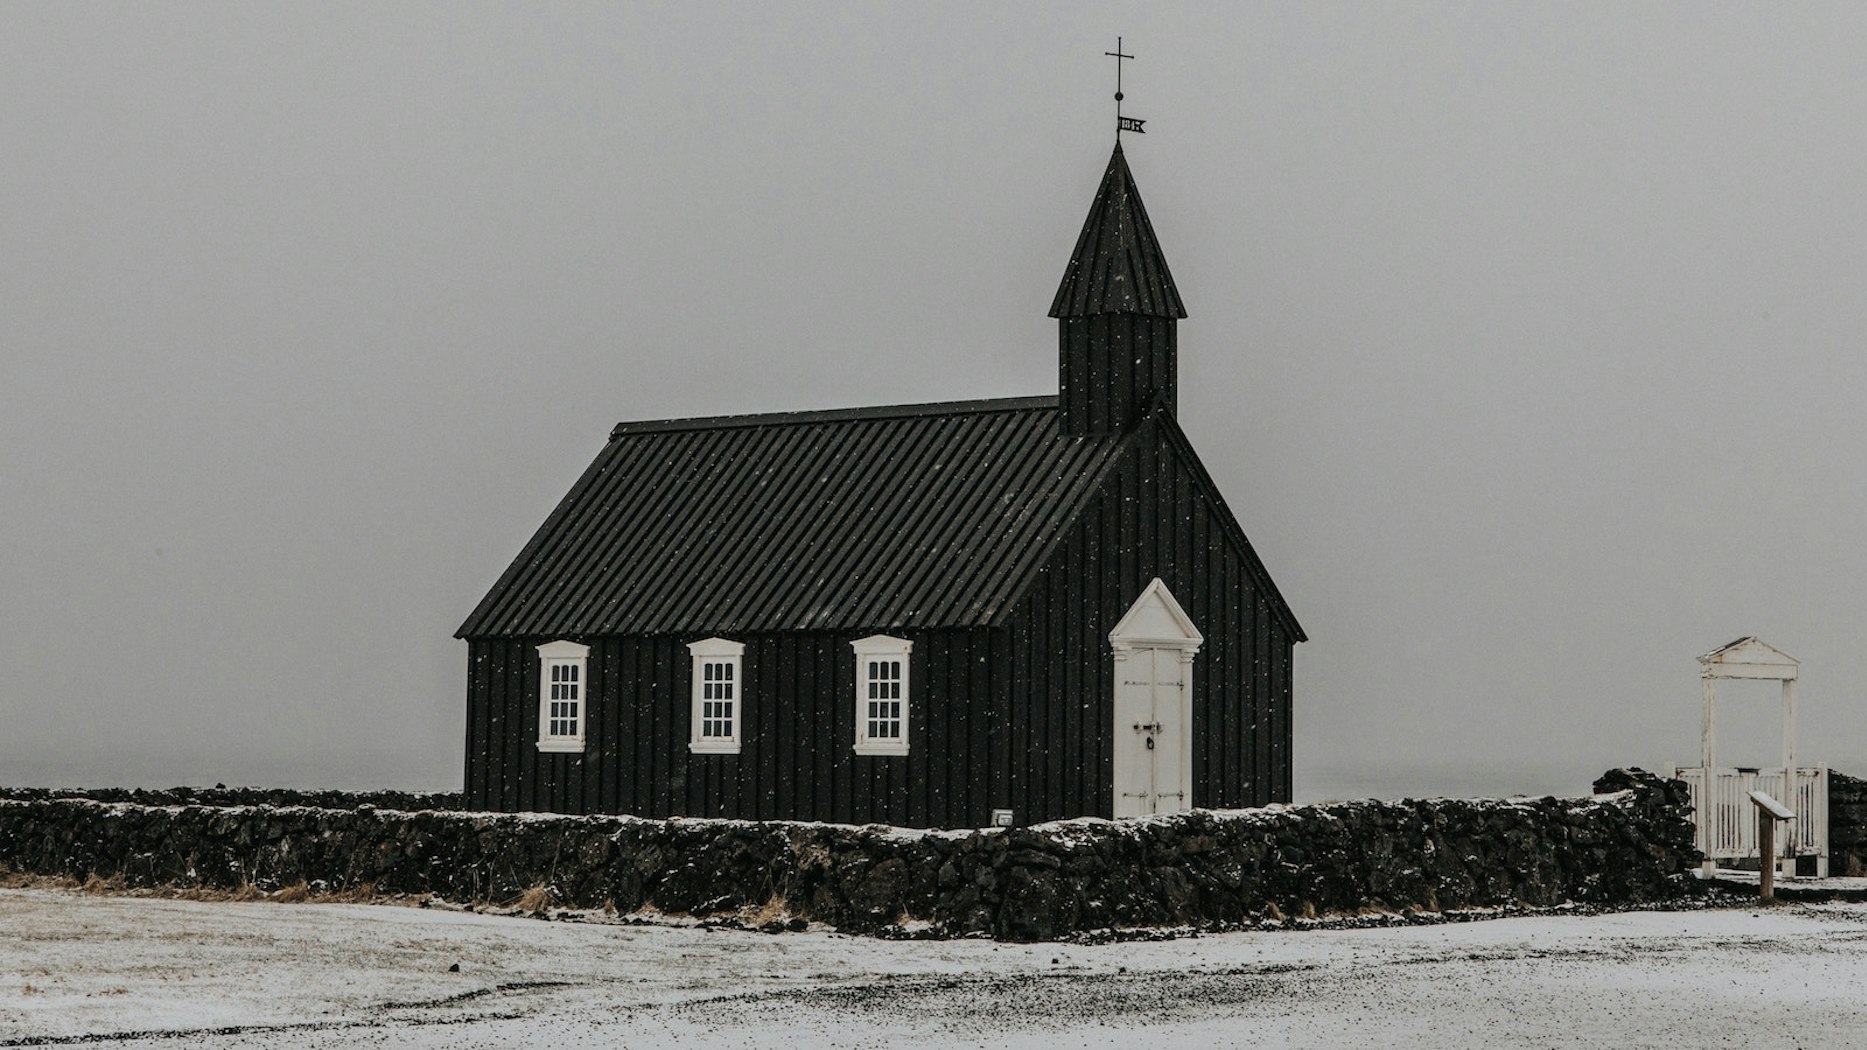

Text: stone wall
xmin=1829 ymin=770 xmax=1867 ymax=876
xmin=0 ymin=786 xmax=464 ymax=811
xmin=0 ymin=769 xmax=1699 ymax=941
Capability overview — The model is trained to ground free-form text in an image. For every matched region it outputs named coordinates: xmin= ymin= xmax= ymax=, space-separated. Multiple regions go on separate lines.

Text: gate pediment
xmin=1699 ymin=636 xmax=1799 ymax=681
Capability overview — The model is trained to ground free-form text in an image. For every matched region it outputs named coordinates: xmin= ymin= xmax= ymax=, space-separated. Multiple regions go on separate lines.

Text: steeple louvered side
xmin=1050 ymin=143 xmax=1187 ymax=436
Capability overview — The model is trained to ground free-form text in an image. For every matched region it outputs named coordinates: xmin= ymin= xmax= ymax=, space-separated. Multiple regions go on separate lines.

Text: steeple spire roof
xmin=1048 ymin=143 xmax=1187 ymax=319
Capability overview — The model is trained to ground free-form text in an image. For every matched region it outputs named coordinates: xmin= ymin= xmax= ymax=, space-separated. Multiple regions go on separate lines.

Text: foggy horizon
xmin=5 ymin=4 xmax=1865 ymax=803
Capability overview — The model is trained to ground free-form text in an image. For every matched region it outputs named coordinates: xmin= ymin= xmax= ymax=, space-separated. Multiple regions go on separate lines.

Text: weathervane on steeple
xmin=1106 ymin=36 xmax=1146 ymax=138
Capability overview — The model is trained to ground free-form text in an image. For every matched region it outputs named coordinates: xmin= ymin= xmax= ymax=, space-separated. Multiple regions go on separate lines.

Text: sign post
xmin=1749 ymin=790 xmax=1795 ymax=901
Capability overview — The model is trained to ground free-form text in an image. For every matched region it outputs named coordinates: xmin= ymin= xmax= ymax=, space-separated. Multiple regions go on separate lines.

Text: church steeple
xmin=1050 ymin=143 xmax=1186 ymax=436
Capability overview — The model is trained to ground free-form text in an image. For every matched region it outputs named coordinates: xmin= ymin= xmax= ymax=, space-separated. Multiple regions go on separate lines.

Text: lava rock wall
xmin=0 ymin=769 xmax=1699 ymax=941
xmin=1829 ymin=770 xmax=1867 ymax=876
xmin=0 ymin=786 xmax=464 ymax=811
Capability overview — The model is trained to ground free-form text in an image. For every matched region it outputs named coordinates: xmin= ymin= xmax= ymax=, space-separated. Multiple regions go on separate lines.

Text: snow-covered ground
xmin=3 ymin=888 xmax=1865 ymax=1048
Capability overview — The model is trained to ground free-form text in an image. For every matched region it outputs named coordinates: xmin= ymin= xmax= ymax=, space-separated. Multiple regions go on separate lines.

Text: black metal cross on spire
xmin=1106 ymin=37 xmax=1145 ymax=138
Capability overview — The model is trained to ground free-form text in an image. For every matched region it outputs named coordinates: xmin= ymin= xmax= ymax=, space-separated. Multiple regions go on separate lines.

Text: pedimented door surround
xmin=1110 ymin=579 xmax=1203 ymax=818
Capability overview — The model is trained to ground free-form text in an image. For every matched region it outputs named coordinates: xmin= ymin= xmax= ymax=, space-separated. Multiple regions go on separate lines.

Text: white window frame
xmin=852 ymin=635 xmax=912 ymax=756
xmin=536 ymin=640 xmax=590 ymax=753
xmin=687 ymin=637 xmax=745 ymax=755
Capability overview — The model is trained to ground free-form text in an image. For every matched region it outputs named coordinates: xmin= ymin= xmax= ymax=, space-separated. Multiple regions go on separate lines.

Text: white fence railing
xmin=1669 ymin=766 xmax=1827 ymax=866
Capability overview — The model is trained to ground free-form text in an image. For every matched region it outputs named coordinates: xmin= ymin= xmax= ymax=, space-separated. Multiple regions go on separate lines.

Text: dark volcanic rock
xmin=0 ymin=786 xmax=465 ymax=811
xmin=0 ymin=769 xmax=1702 ymax=941
xmin=1828 ymin=770 xmax=1867 ymax=876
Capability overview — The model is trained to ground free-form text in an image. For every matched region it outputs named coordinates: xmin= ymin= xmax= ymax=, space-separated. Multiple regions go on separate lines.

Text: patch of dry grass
xmin=79 ymin=873 xmax=126 ymax=895
xmin=0 ymin=870 xmax=421 ymax=909
xmin=172 ymin=883 xmax=266 ymax=903
xmin=315 ymin=882 xmax=379 ymax=904
xmin=745 ymin=895 xmax=790 ymax=926
xmin=514 ymin=884 xmax=557 ymax=915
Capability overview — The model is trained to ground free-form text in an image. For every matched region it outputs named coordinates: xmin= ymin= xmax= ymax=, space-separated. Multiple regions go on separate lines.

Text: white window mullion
xmin=688 ymin=638 xmax=745 ymax=754
xmin=852 ymin=635 xmax=912 ymax=756
xmin=535 ymin=640 xmax=590 ymax=753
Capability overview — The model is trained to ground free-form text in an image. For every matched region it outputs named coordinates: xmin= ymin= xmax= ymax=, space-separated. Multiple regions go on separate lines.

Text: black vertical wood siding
xmin=463 ymin=423 xmax=1298 ymax=827
xmin=464 ymin=629 xmax=1006 ymax=827
xmin=1002 ymin=419 xmax=1296 ymax=821
xmin=1058 ymin=315 xmax=1177 ymax=436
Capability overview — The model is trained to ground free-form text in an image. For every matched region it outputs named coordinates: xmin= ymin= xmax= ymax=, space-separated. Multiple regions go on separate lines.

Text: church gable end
xmin=997 ymin=415 xmax=1299 ymax=819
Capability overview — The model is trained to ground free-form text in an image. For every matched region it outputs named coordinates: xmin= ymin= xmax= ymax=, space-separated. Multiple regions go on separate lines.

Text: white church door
xmin=1109 ymin=579 xmax=1203 ymax=818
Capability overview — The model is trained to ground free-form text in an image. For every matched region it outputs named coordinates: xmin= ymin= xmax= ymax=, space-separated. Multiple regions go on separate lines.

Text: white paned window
xmin=851 ymin=635 xmax=912 ymax=756
xmin=536 ymin=640 xmax=590 ymax=753
xmin=687 ymin=637 xmax=745 ymax=754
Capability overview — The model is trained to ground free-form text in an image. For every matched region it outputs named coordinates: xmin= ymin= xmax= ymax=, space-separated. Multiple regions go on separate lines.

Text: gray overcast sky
xmin=4 ymin=3 xmax=1864 ymax=800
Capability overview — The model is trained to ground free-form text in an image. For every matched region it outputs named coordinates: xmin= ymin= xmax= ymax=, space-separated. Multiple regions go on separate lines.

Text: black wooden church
xmin=457 ymin=142 xmax=1305 ymax=828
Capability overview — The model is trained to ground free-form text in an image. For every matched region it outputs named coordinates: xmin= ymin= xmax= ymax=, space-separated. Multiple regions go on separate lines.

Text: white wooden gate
xmin=1670 ymin=766 xmax=1828 ymax=874
xmin=1684 ymin=637 xmax=1813 ymax=877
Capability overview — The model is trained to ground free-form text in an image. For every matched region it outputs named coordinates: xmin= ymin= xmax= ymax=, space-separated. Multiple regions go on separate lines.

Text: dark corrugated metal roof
xmin=457 ymin=397 xmax=1130 ymax=638
xmin=1049 ymin=143 xmax=1187 ymax=320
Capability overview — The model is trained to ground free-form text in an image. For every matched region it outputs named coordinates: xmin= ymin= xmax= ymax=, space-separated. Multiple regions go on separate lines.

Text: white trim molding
xmin=851 ymin=634 xmax=912 ymax=756
xmin=1110 ymin=581 xmax=1199 ymax=817
xmin=1107 ymin=577 xmax=1204 ymax=655
xmin=687 ymin=637 xmax=746 ymax=755
xmin=535 ymin=640 xmax=590 ymax=754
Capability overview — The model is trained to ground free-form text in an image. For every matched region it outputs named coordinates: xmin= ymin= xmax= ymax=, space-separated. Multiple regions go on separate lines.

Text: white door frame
xmin=1110 ymin=578 xmax=1202 ymax=817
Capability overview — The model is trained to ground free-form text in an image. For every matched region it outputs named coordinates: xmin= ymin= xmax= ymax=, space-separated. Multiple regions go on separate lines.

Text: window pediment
xmin=851 ymin=634 xmax=912 ymax=656
xmin=686 ymin=636 xmax=746 ymax=658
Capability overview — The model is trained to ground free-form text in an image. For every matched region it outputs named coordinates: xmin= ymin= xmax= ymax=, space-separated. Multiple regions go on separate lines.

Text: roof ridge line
xmin=610 ymin=395 xmax=1058 ymax=440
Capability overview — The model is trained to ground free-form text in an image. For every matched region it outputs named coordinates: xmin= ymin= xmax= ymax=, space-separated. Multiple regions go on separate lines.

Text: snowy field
xmin=3 ymin=888 xmax=1865 ymax=1048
